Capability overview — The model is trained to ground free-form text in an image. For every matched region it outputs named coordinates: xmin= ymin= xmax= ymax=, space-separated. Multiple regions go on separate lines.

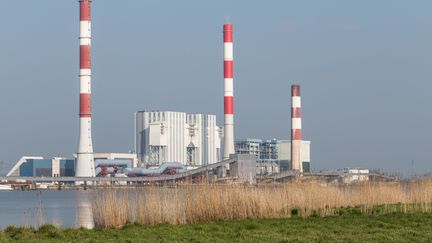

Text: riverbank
xmin=1 ymin=212 xmax=432 ymax=242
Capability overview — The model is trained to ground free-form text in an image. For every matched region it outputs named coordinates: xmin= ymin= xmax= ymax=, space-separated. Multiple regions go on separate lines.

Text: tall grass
xmin=92 ymin=179 xmax=432 ymax=228
xmin=92 ymin=190 xmax=130 ymax=228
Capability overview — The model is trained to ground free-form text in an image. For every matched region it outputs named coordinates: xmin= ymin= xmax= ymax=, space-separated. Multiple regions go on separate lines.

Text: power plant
xmin=75 ymin=0 xmax=95 ymax=177
xmin=5 ymin=1 xmax=376 ymax=186
xmin=0 ymin=2 xmax=416 ymax=239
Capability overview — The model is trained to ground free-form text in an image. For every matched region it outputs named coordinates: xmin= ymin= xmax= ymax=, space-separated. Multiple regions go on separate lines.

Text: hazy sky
xmin=0 ymin=0 xmax=431 ymax=175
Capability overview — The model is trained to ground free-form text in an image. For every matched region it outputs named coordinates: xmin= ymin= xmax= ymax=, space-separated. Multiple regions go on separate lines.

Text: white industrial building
xmin=135 ymin=111 xmax=223 ymax=168
xmin=337 ymin=168 xmax=370 ymax=184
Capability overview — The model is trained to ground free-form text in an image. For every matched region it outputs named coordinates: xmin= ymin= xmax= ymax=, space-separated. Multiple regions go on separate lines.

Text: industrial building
xmin=94 ymin=153 xmax=138 ymax=167
xmin=93 ymin=153 xmax=138 ymax=177
xmin=235 ymin=139 xmax=311 ymax=174
xmin=6 ymin=153 xmax=137 ymax=178
xmin=6 ymin=157 xmax=75 ymax=177
xmin=135 ymin=111 xmax=223 ymax=168
xmin=337 ymin=168 xmax=370 ymax=184
xmin=235 ymin=139 xmax=278 ymax=174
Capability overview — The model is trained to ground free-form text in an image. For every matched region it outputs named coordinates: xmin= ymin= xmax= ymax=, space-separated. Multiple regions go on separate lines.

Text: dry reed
xmin=92 ymin=179 xmax=432 ymax=228
xmin=92 ymin=190 xmax=130 ymax=228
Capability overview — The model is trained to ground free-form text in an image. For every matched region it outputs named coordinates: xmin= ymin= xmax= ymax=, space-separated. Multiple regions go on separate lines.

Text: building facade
xmin=235 ymin=139 xmax=311 ymax=174
xmin=135 ymin=111 xmax=223 ymax=167
xmin=7 ymin=157 xmax=75 ymax=177
xmin=235 ymin=139 xmax=279 ymax=174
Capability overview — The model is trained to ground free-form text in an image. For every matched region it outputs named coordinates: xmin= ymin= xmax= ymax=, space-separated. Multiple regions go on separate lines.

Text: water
xmin=0 ymin=190 xmax=94 ymax=229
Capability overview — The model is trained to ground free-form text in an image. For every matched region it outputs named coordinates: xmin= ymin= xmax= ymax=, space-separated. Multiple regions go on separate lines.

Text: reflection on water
xmin=77 ymin=200 xmax=94 ymax=229
xmin=0 ymin=190 xmax=94 ymax=229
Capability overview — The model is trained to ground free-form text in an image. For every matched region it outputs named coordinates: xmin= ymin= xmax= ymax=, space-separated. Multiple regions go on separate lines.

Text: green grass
xmin=1 ymin=213 xmax=432 ymax=242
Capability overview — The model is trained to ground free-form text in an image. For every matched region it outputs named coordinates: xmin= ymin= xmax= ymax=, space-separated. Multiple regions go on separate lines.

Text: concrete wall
xmin=229 ymin=154 xmax=256 ymax=184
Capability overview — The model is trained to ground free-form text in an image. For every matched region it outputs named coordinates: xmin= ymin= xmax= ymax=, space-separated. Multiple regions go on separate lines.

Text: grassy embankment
xmin=92 ymin=179 xmax=432 ymax=228
xmin=1 ymin=213 xmax=432 ymax=242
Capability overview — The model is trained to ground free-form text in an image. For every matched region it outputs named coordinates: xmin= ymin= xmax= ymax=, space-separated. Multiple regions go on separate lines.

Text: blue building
xmin=6 ymin=157 xmax=75 ymax=177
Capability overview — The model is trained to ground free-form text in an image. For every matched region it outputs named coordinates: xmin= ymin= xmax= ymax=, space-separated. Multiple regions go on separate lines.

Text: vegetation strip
xmin=92 ymin=180 xmax=432 ymax=228
xmin=1 ymin=213 xmax=432 ymax=242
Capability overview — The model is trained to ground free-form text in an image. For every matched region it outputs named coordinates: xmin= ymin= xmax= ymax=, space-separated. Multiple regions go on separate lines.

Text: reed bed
xmin=92 ymin=179 xmax=432 ymax=228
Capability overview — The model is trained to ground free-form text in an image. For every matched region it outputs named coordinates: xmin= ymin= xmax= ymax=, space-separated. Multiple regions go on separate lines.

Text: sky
xmin=0 ymin=0 xmax=431 ymax=176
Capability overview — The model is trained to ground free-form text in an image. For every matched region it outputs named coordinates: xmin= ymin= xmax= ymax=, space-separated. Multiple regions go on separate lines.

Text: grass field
xmin=1 ymin=212 xmax=432 ymax=242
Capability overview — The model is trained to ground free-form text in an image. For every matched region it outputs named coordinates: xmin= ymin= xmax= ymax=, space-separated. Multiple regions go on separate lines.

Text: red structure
xmin=291 ymin=85 xmax=302 ymax=172
xmin=76 ymin=0 xmax=95 ymax=177
xmin=223 ymin=24 xmax=235 ymax=159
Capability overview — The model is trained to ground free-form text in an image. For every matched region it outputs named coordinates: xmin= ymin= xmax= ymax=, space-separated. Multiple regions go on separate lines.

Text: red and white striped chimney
xmin=76 ymin=0 xmax=95 ymax=177
xmin=291 ymin=84 xmax=302 ymax=172
xmin=223 ymin=24 xmax=235 ymax=160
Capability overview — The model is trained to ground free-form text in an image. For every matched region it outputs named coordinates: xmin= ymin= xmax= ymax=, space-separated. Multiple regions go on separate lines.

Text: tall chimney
xmin=291 ymin=84 xmax=302 ymax=172
xmin=76 ymin=0 xmax=95 ymax=177
xmin=223 ymin=24 xmax=235 ymax=160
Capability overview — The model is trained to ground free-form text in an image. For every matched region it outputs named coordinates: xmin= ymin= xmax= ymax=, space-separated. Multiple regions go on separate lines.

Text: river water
xmin=0 ymin=190 xmax=94 ymax=229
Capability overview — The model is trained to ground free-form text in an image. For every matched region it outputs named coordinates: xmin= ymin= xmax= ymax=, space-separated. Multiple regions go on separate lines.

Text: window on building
xmin=187 ymin=143 xmax=198 ymax=166
xmin=148 ymin=145 xmax=166 ymax=166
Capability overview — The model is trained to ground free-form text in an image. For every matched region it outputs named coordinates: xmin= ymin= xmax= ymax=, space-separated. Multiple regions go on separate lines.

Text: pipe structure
xmin=223 ymin=24 xmax=235 ymax=160
xmin=75 ymin=0 xmax=95 ymax=177
xmin=291 ymin=84 xmax=302 ymax=172
xmin=124 ymin=163 xmax=187 ymax=176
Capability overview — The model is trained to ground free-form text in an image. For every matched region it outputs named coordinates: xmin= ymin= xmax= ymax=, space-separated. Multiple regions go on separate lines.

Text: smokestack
xmin=76 ymin=0 xmax=95 ymax=177
xmin=291 ymin=84 xmax=302 ymax=172
xmin=223 ymin=24 xmax=234 ymax=160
